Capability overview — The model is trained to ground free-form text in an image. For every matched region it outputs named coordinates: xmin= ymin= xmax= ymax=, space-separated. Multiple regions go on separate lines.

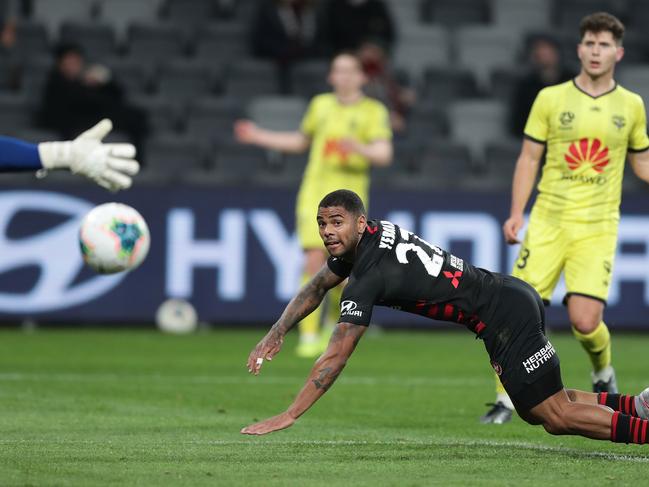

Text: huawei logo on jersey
xmin=564 ymin=138 xmax=609 ymax=173
xmin=323 ymin=139 xmax=349 ymax=161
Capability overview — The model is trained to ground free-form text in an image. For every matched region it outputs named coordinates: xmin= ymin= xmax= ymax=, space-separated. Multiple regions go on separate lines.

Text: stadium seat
xmin=406 ymin=103 xmax=450 ymax=142
xmin=12 ymin=22 xmax=49 ymax=61
xmin=493 ymin=0 xmax=550 ymax=30
xmin=130 ymin=95 xmax=181 ymax=134
xmin=223 ymin=59 xmax=281 ymax=97
xmin=184 ymin=96 xmax=244 ymax=142
xmin=126 ymin=23 xmax=186 ymax=68
xmin=448 ymin=100 xmax=508 ymax=164
xmin=192 ymin=22 xmax=250 ymax=64
xmin=19 ymin=56 xmax=53 ymax=101
xmin=252 ymin=151 xmax=306 ymax=188
xmin=478 ymin=140 xmax=520 ymax=190
xmin=143 ymin=134 xmax=208 ymax=183
xmin=60 ymin=22 xmax=117 ymax=61
xmin=389 ymin=0 xmax=422 ymax=26
xmin=33 ymin=0 xmax=95 ymax=38
xmin=553 ymin=0 xmax=621 ymax=29
xmin=618 ymin=65 xmax=649 ymax=108
xmin=393 ymin=26 xmax=450 ymax=82
xmin=210 ymin=141 xmax=268 ymax=185
xmin=489 ymin=68 xmax=519 ymax=103
xmin=0 ymin=94 xmax=33 ymax=133
xmin=420 ymin=68 xmax=479 ymax=108
xmin=156 ymin=60 xmax=214 ymax=104
xmin=616 ymin=30 xmax=649 ymax=65
xmin=105 ymin=58 xmax=152 ymax=95
xmin=626 ymin=0 xmax=649 ymax=32
xmin=290 ymin=60 xmax=329 ymax=99
xmin=0 ymin=54 xmax=15 ymax=91
xmin=247 ymin=96 xmax=307 ymax=132
xmin=98 ymin=0 xmax=163 ymax=42
xmin=162 ymin=0 xmax=217 ymax=26
xmin=456 ymin=26 xmax=522 ymax=89
xmin=421 ymin=0 xmax=490 ymax=26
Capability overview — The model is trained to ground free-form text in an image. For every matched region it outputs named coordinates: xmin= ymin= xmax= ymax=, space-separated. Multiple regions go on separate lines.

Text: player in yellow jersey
xmin=481 ymin=12 xmax=649 ymax=424
xmin=234 ymin=52 xmax=393 ymax=357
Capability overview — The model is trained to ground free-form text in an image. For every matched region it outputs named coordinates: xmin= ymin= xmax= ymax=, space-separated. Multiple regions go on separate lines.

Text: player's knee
xmin=542 ymin=414 xmax=570 ymax=435
xmin=570 ymin=315 xmax=599 ymax=334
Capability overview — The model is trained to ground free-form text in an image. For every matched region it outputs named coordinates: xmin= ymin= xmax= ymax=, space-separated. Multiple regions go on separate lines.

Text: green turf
xmin=0 ymin=328 xmax=647 ymax=486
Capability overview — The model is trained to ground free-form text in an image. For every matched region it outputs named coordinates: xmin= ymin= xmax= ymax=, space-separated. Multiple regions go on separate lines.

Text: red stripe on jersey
xmin=611 ymin=412 xmax=619 ymax=440
xmin=642 ymin=420 xmax=648 ymax=443
xmin=475 ymin=322 xmax=486 ymax=334
xmin=631 ymin=397 xmax=637 ymax=417
xmin=633 ymin=418 xmax=641 ymax=443
xmin=625 ymin=395 xmax=632 ymax=414
xmin=428 ymin=304 xmax=439 ymax=318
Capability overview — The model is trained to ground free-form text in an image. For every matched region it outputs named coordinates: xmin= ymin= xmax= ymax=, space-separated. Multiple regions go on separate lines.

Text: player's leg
xmin=566 ymin=388 xmax=649 ymax=419
xmin=296 ymin=248 xmax=328 ymax=357
xmin=520 ymin=386 xmax=649 ymax=444
xmin=564 ymin=230 xmax=617 ymax=392
xmin=482 ymin=222 xmax=565 ymax=424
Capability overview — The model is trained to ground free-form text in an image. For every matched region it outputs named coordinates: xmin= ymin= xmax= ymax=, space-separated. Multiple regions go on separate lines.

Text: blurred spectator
xmin=39 ymin=44 xmax=148 ymax=155
xmin=0 ymin=0 xmax=19 ymax=49
xmin=319 ymin=0 xmax=395 ymax=54
xmin=251 ymin=0 xmax=320 ymax=92
xmin=510 ymin=34 xmax=574 ymax=136
xmin=358 ymin=40 xmax=415 ymax=133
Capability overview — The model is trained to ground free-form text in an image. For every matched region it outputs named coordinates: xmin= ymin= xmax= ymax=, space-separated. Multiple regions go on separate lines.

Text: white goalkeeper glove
xmin=37 ymin=119 xmax=140 ymax=191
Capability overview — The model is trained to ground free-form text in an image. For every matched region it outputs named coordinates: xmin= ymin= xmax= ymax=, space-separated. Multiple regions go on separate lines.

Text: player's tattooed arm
xmin=246 ymin=264 xmax=344 ymax=375
xmin=242 ymin=322 xmax=366 ymax=435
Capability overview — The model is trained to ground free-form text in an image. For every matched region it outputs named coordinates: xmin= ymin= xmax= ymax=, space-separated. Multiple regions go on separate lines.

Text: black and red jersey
xmin=328 ymin=219 xmax=504 ymax=333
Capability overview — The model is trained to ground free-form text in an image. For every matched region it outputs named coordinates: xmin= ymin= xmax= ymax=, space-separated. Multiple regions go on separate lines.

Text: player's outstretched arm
xmin=629 ymin=149 xmax=649 ymax=183
xmin=233 ymin=119 xmax=310 ymax=153
xmin=503 ymin=138 xmax=545 ymax=244
xmin=241 ymin=322 xmax=366 ymax=435
xmin=37 ymin=119 xmax=139 ymax=191
xmin=246 ymin=264 xmax=345 ymax=375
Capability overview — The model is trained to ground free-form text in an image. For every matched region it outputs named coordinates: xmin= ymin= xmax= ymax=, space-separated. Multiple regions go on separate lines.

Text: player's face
xmin=577 ymin=31 xmax=624 ymax=79
xmin=328 ymin=55 xmax=366 ymax=94
xmin=317 ymin=206 xmax=367 ymax=257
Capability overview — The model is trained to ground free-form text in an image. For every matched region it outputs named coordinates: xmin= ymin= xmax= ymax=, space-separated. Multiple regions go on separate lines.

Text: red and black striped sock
xmin=598 ymin=393 xmax=638 ymax=416
xmin=610 ymin=412 xmax=649 ymax=444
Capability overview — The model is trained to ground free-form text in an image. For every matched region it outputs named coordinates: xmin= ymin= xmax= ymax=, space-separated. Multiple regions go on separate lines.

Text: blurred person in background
xmin=39 ymin=44 xmax=148 ymax=157
xmin=483 ymin=12 xmax=649 ymax=425
xmin=234 ymin=52 xmax=393 ymax=358
xmin=358 ymin=39 xmax=415 ymax=134
xmin=509 ymin=33 xmax=574 ymax=137
xmin=0 ymin=0 xmax=20 ymax=50
xmin=319 ymin=0 xmax=395 ymax=54
xmin=251 ymin=0 xmax=321 ymax=92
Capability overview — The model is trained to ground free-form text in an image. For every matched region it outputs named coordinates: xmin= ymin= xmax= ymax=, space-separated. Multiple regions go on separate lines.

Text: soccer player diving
xmin=242 ymin=189 xmax=649 ymax=445
xmin=0 ymin=118 xmax=138 ymax=191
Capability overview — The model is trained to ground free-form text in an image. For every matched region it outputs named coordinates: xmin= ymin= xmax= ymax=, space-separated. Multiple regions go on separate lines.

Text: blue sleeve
xmin=0 ymin=136 xmax=43 ymax=172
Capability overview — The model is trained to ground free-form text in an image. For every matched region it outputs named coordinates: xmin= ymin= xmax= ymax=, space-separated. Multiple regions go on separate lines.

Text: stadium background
xmin=0 ymin=0 xmax=647 ymax=329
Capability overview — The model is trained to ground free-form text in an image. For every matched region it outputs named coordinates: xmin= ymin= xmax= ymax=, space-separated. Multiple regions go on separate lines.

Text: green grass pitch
xmin=0 ymin=328 xmax=647 ymax=486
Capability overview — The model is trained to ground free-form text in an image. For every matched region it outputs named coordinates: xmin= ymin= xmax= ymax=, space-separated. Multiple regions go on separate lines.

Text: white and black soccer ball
xmin=155 ymin=298 xmax=198 ymax=334
xmin=79 ymin=202 xmax=150 ymax=274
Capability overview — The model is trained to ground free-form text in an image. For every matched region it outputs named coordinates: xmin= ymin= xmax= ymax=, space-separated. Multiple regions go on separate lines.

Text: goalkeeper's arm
xmin=0 ymin=119 xmax=139 ymax=191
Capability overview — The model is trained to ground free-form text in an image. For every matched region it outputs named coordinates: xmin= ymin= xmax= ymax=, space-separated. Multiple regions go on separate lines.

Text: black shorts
xmin=481 ymin=275 xmax=563 ymax=413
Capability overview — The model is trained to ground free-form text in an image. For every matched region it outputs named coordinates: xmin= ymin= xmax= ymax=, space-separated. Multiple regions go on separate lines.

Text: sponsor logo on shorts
xmin=522 ymin=342 xmax=556 ymax=374
xmin=341 ymin=300 xmax=363 ymax=317
xmin=491 ymin=361 xmax=503 ymax=376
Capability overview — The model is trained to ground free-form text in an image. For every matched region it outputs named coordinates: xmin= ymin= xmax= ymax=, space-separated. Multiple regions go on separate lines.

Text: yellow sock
xmin=572 ymin=321 xmax=611 ymax=372
xmin=298 ymin=271 xmax=323 ymax=339
xmin=495 ymin=373 xmax=507 ymax=395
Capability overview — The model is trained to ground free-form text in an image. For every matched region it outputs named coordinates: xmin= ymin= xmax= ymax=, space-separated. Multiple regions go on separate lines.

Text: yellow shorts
xmin=512 ymin=217 xmax=617 ymax=304
xmin=295 ymin=185 xmax=369 ymax=250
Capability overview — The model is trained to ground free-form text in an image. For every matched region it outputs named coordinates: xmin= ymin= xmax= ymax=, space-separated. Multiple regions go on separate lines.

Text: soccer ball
xmin=155 ymin=298 xmax=198 ymax=334
xmin=79 ymin=203 xmax=150 ymax=274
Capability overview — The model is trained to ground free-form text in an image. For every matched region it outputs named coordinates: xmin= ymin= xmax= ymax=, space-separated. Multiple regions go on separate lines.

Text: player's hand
xmin=38 ymin=119 xmax=139 ymax=192
xmin=234 ymin=119 xmax=259 ymax=144
xmin=338 ymin=137 xmax=361 ymax=155
xmin=503 ymin=214 xmax=524 ymax=244
xmin=246 ymin=329 xmax=284 ymax=375
xmin=241 ymin=411 xmax=295 ymax=435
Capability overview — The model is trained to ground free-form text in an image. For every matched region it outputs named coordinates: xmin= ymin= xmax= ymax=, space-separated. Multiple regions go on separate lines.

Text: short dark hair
xmin=579 ymin=12 xmax=625 ymax=44
xmin=319 ymin=189 xmax=366 ymax=216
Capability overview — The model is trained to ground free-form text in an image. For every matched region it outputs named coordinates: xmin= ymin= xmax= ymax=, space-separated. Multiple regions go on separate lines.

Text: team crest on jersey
xmin=612 ymin=115 xmax=626 ymax=130
xmin=564 ymin=138 xmax=609 ymax=173
xmin=491 ymin=361 xmax=503 ymax=376
xmin=559 ymin=111 xmax=574 ymax=126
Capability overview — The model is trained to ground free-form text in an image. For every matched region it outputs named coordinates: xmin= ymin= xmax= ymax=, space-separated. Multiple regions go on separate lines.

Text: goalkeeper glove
xmin=37 ymin=119 xmax=140 ymax=191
